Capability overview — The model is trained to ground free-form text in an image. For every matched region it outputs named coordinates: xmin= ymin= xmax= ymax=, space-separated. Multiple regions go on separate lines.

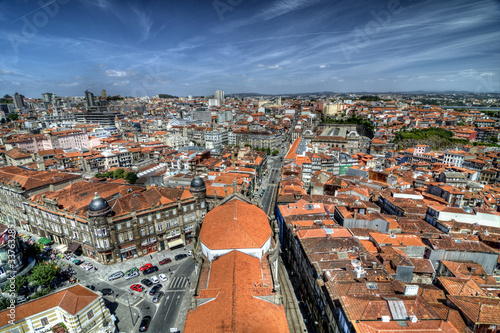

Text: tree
xmin=113 ymin=168 xmax=126 ymax=180
xmin=0 ymin=297 xmax=9 ymax=310
xmin=24 ymin=242 xmax=42 ymax=258
xmin=6 ymin=113 xmax=18 ymax=121
xmin=272 ymin=150 xmax=279 ymax=155
xmin=28 ymin=262 xmax=60 ymax=288
xmin=3 ymin=275 xmax=28 ymax=293
xmin=124 ymin=172 xmax=138 ymax=184
xmin=0 ymin=95 xmax=12 ymax=104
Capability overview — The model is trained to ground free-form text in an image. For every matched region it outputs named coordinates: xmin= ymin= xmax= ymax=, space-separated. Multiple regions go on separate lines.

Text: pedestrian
xmin=149 ymin=254 xmax=152 ymax=260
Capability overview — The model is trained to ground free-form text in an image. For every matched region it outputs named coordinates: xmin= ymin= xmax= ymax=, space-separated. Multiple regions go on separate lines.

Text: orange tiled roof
xmin=0 ymin=285 xmax=98 ymax=326
xmin=200 ymin=198 xmax=271 ymax=250
xmin=184 ymin=251 xmax=289 ymax=333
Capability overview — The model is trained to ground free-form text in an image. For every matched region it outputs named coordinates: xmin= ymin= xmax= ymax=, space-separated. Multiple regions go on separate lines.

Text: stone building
xmin=24 ymin=177 xmax=207 ymax=264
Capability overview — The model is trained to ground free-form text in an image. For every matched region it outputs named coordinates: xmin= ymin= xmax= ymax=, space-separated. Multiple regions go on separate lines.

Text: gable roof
xmin=0 ymin=285 xmax=98 ymax=326
xmin=184 ymin=251 xmax=289 ymax=333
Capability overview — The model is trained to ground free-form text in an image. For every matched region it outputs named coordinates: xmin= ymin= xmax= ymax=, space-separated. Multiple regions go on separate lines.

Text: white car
xmin=150 ymin=276 xmax=159 ymax=284
xmin=159 ymin=273 xmax=168 ymax=282
xmin=125 ymin=271 xmax=139 ymax=280
xmin=187 ymin=250 xmax=193 ymax=256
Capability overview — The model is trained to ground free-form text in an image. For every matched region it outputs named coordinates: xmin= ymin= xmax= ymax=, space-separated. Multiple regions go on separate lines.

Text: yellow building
xmin=0 ymin=285 xmax=115 ymax=333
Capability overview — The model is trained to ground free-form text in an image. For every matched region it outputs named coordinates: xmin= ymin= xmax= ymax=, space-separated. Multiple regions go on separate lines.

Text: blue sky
xmin=0 ymin=0 xmax=499 ymax=97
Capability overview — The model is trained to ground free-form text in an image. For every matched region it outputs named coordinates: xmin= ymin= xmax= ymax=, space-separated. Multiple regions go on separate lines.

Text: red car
xmin=139 ymin=263 xmax=153 ymax=271
xmin=130 ymin=284 xmax=145 ymax=292
xmin=159 ymin=258 xmax=171 ymax=265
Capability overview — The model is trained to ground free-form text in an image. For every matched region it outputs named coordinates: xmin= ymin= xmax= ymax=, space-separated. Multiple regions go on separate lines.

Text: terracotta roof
xmin=184 ymin=251 xmax=288 ymax=333
xmin=0 ymin=166 xmax=80 ymax=191
xmin=200 ymin=198 xmax=271 ymax=250
xmin=447 ymin=296 xmax=500 ymax=325
xmin=0 ymin=285 xmax=98 ymax=326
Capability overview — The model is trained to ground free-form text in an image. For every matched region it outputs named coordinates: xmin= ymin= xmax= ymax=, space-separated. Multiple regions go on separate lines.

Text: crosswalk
xmin=168 ymin=276 xmax=189 ymax=290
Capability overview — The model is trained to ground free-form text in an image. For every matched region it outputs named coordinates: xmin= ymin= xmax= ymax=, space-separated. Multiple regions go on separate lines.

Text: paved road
xmin=60 ymin=253 xmax=195 ymax=333
xmin=149 ymin=258 xmax=195 ymax=333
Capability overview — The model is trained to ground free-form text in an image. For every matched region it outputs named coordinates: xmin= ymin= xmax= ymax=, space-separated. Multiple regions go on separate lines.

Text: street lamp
xmin=127 ymin=296 xmax=135 ymax=325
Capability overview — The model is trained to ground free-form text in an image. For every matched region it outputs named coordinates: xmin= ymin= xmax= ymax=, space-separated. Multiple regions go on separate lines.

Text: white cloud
xmin=112 ymin=81 xmax=130 ymax=86
xmin=105 ymin=70 xmax=127 ymax=77
xmin=59 ymin=82 xmax=79 ymax=87
xmin=11 ymin=81 xmax=20 ymax=85
xmin=319 ymin=64 xmax=330 ymax=68
xmin=257 ymin=64 xmax=283 ymax=69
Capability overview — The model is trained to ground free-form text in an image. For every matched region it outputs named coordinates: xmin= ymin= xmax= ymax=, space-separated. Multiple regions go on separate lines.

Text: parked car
xmin=139 ymin=315 xmax=152 ymax=332
xmin=187 ymin=250 xmax=192 ymax=256
xmin=150 ymin=276 xmax=159 ymax=284
xmin=143 ymin=266 xmax=158 ymax=275
xmin=108 ymin=271 xmax=124 ymax=281
xmin=139 ymin=263 xmax=153 ymax=271
xmin=125 ymin=267 xmax=139 ymax=275
xmin=125 ymin=271 xmax=139 ymax=280
xmin=159 ymin=258 xmax=171 ymax=265
xmin=101 ymin=288 xmax=113 ymax=296
xmin=159 ymin=273 xmax=168 ymax=282
xmin=175 ymin=254 xmax=188 ymax=261
xmin=130 ymin=284 xmax=144 ymax=292
xmin=73 ymin=259 xmax=83 ymax=265
xmin=149 ymin=284 xmax=162 ymax=296
xmin=141 ymin=279 xmax=153 ymax=287
xmin=152 ymin=291 xmax=164 ymax=303
xmin=85 ymin=285 xmax=95 ymax=290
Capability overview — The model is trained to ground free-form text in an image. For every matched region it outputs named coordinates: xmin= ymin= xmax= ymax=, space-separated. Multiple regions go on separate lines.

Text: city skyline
xmin=0 ymin=0 xmax=499 ymax=97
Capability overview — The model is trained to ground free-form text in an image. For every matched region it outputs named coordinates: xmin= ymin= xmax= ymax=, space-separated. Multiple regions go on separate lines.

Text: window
xmin=128 ymin=230 xmax=133 ymax=240
xmin=157 ymin=223 xmax=163 ymax=232
xmin=140 ymin=228 xmax=145 ymax=236
xmin=165 ymin=211 xmax=170 ymax=217
xmin=126 ymin=221 xmax=131 ymax=228
xmin=40 ymin=317 xmax=49 ymax=326
xmin=149 ymin=225 xmax=154 ymax=234
xmin=87 ymin=309 xmax=94 ymax=320
xmin=183 ymin=205 xmax=187 ymax=212
xmin=117 ymin=223 xmax=122 ymax=231
xmin=156 ymin=212 xmax=161 ymax=220
xmin=190 ymin=203 xmax=194 ymax=210
xmin=172 ymin=208 xmax=177 ymax=215
xmin=147 ymin=215 xmax=152 ymax=222
xmin=118 ymin=234 xmax=124 ymax=243
xmin=139 ymin=217 xmax=144 ymax=224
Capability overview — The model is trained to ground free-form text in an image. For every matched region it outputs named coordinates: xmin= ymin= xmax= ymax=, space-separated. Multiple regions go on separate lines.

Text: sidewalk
xmin=17 ymin=229 xmax=193 ymax=280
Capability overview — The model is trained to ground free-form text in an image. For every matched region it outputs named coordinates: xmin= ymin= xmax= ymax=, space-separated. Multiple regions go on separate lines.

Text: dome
xmin=190 ymin=176 xmax=205 ymax=189
xmin=88 ymin=192 xmax=111 ymax=216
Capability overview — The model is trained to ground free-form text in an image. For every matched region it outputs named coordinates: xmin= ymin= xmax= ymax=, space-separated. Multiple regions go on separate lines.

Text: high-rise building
xmin=101 ymin=90 xmax=107 ymax=100
xmin=13 ymin=92 xmax=25 ymax=110
xmin=42 ymin=92 xmax=53 ymax=104
xmin=84 ymin=90 xmax=95 ymax=107
xmin=214 ymin=90 xmax=224 ymax=104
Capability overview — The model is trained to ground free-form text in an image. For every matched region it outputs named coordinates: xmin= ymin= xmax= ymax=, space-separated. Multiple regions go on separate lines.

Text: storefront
xmin=141 ymin=237 xmax=157 ymax=255
xmin=84 ymin=245 xmax=95 ymax=258
xmin=167 ymin=238 xmax=184 ymax=250
xmin=120 ymin=244 xmax=138 ymax=261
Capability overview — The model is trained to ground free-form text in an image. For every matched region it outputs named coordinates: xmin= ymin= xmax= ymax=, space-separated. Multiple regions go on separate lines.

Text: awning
xmin=167 ymin=239 xmax=184 ymax=249
xmin=67 ymin=242 xmax=82 ymax=253
xmin=38 ymin=237 xmax=52 ymax=245
xmin=54 ymin=243 xmax=68 ymax=252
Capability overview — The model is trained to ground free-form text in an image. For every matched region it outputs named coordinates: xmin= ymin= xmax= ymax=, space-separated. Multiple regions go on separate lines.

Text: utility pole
xmin=127 ymin=296 xmax=135 ymax=325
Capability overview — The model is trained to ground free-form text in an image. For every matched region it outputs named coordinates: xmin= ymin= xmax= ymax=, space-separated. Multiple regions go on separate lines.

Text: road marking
xmin=164 ymin=291 xmax=177 ymax=320
xmin=133 ymin=298 xmax=144 ymax=307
